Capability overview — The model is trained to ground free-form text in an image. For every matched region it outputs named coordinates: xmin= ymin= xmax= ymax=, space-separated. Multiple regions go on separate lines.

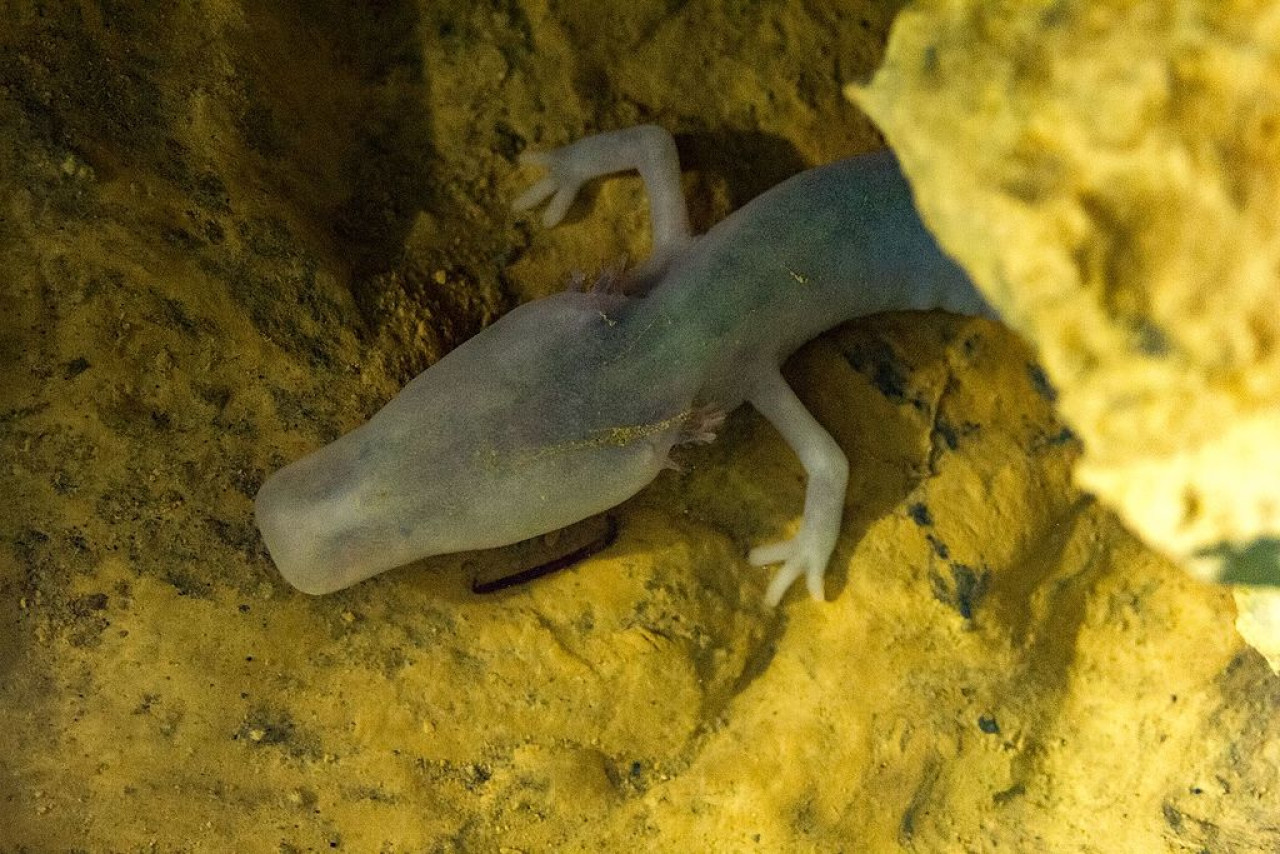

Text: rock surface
xmin=1 ymin=1 xmax=1276 ymax=851
xmin=853 ymin=0 xmax=1280 ymax=670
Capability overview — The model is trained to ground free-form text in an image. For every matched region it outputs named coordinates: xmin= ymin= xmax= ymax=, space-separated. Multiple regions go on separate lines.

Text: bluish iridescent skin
xmin=254 ymin=126 xmax=991 ymax=603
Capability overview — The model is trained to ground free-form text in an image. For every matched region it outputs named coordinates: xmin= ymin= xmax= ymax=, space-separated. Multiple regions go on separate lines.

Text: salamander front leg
xmin=746 ymin=367 xmax=850 ymax=607
xmin=513 ymin=125 xmax=693 ymax=287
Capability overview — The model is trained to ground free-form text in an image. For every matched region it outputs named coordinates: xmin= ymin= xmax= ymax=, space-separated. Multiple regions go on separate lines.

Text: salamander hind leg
xmin=678 ymin=406 xmax=726 ymax=446
xmin=746 ymin=367 xmax=850 ymax=607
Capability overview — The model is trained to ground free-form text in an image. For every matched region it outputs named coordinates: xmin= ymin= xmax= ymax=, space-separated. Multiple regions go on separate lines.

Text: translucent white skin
xmin=254 ymin=289 xmax=689 ymax=595
xmin=255 ymin=126 xmax=992 ymax=603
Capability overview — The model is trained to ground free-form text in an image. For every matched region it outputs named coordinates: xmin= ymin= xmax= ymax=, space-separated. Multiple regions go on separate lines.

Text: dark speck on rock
xmin=1026 ymin=362 xmax=1058 ymax=404
xmin=63 ymin=356 xmax=91 ymax=379
xmin=843 ymin=337 xmax=913 ymax=405
xmin=493 ymin=120 xmax=525 ymax=161
xmin=930 ymin=562 xmax=989 ymax=621
xmin=908 ymin=502 xmax=933 ymax=527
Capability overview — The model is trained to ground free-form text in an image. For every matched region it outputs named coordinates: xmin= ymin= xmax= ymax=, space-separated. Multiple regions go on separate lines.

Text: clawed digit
xmin=749 ymin=534 xmax=828 ymax=606
xmin=513 ymin=150 xmax=583 ymax=227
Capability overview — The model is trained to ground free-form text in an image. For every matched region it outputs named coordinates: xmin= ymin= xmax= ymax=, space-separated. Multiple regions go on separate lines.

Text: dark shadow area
xmin=231 ymin=2 xmax=436 ymax=283
xmin=0 ymin=4 xmax=171 ymax=181
xmin=675 ymin=130 xmax=812 ymax=230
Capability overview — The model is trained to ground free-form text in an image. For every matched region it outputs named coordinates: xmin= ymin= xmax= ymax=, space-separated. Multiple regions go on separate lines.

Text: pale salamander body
xmin=255 ymin=126 xmax=991 ymax=604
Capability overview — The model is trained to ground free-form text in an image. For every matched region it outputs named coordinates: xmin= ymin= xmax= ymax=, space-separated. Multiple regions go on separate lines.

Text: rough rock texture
xmin=2 ymin=1 xmax=1277 ymax=851
xmin=852 ymin=0 xmax=1280 ymax=670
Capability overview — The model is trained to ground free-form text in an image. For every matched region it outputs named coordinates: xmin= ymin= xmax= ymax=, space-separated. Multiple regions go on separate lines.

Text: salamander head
xmin=255 ymin=292 xmax=699 ymax=594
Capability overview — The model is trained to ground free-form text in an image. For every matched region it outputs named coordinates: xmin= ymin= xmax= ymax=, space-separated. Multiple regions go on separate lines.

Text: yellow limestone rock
xmin=852 ymin=0 xmax=1280 ymax=669
xmin=5 ymin=1 xmax=1277 ymax=851
xmin=1235 ymin=586 xmax=1280 ymax=670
